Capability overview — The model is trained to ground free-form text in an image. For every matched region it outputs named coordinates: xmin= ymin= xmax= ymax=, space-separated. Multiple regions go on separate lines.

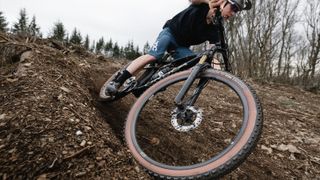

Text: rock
xmin=261 ymin=145 xmax=273 ymax=154
xmin=80 ymin=140 xmax=86 ymax=147
xmin=150 ymin=137 xmax=160 ymax=145
xmin=23 ymin=62 xmax=32 ymax=67
xmin=270 ymin=144 xmax=278 ymax=149
xmin=76 ymin=130 xmax=83 ymax=136
xmin=289 ymin=153 xmax=296 ymax=160
xmin=277 ymin=144 xmax=288 ymax=151
xmin=0 ymin=114 xmax=6 ymax=120
xmin=57 ymin=94 xmax=63 ymax=100
xmin=88 ymin=164 xmax=95 ymax=169
xmin=304 ymin=137 xmax=320 ymax=144
xmin=134 ymin=166 xmax=140 ymax=173
xmin=20 ymin=51 xmax=33 ymax=62
xmin=6 ymin=78 xmax=19 ymax=82
xmin=60 ymin=86 xmax=71 ymax=93
xmin=232 ymin=123 xmax=237 ymax=128
xmin=277 ymin=143 xmax=301 ymax=154
xmin=48 ymin=137 xmax=54 ymax=142
xmin=277 ymin=153 xmax=284 ymax=158
xmin=287 ymin=144 xmax=301 ymax=154
xmin=75 ymin=172 xmax=86 ymax=177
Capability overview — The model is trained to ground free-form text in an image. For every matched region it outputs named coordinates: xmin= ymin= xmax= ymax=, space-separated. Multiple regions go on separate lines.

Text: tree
xmin=143 ymin=42 xmax=150 ymax=55
xmin=104 ymin=38 xmax=113 ymax=56
xmin=0 ymin=11 xmax=8 ymax=32
xmin=124 ymin=40 xmax=141 ymax=59
xmin=304 ymin=0 xmax=320 ymax=80
xmin=28 ymin=16 xmax=41 ymax=37
xmin=113 ymin=42 xmax=120 ymax=57
xmin=105 ymin=39 xmax=113 ymax=51
xmin=135 ymin=45 xmax=141 ymax=58
xmin=276 ymin=0 xmax=299 ymax=78
xmin=12 ymin=8 xmax=29 ymax=36
xmin=90 ymin=40 xmax=96 ymax=52
xmin=84 ymin=35 xmax=90 ymax=50
xmin=50 ymin=21 xmax=67 ymax=41
xmin=95 ymin=37 xmax=105 ymax=54
xmin=69 ymin=28 xmax=82 ymax=45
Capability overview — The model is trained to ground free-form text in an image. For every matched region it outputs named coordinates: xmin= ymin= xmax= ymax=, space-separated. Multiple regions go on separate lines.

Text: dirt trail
xmin=0 ymin=33 xmax=319 ymax=179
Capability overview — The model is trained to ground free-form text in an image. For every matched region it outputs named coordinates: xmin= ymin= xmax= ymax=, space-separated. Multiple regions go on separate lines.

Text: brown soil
xmin=0 ymin=33 xmax=319 ymax=179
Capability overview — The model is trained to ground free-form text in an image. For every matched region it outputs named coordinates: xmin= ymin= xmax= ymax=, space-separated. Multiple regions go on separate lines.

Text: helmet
xmin=228 ymin=0 xmax=252 ymax=11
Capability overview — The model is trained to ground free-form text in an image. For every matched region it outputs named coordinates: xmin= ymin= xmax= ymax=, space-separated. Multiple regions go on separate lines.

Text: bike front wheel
xmin=125 ymin=69 xmax=263 ymax=179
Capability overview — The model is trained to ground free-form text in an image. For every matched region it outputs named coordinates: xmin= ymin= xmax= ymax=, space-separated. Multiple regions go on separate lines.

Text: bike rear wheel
xmin=125 ymin=69 xmax=263 ymax=179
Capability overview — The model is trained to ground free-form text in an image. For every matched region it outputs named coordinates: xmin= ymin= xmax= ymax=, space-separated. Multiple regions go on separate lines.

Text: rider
xmin=104 ymin=0 xmax=252 ymax=97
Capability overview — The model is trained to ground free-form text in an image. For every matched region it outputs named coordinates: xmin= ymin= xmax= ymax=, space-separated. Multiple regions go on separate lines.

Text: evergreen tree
xmin=120 ymin=46 xmax=124 ymax=58
xmin=143 ymin=42 xmax=150 ymax=55
xmin=84 ymin=35 xmax=90 ymax=50
xmin=65 ymin=34 xmax=69 ymax=45
xmin=28 ymin=16 xmax=41 ymax=37
xmin=50 ymin=21 xmax=67 ymax=41
xmin=95 ymin=37 xmax=105 ymax=54
xmin=69 ymin=28 xmax=82 ymax=45
xmin=135 ymin=46 xmax=141 ymax=57
xmin=104 ymin=38 xmax=113 ymax=56
xmin=105 ymin=38 xmax=113 ymax=52
xmin=90 ymin=40 xmax=96 ymax=52
xmin=113 ymin=42 xmax=120 ymax=58
xmin=12 ymin=8 xmax=29 ymax=35
xmin=124 ymin=40 xmax=140 ymax=59
xmin=0 ymin=11 xmax=8 ymax=32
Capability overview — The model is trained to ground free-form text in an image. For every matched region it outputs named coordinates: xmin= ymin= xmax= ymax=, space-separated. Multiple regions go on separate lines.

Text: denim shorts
xmin=148 ymin=28 xmax=195 ymax=61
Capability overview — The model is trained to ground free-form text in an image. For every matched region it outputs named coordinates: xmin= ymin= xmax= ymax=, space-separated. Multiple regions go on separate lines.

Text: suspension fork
xmin=174 ymin=55 xmax=209 ymax=108
xmin=185 ymin=77 xmax=209 ymax=106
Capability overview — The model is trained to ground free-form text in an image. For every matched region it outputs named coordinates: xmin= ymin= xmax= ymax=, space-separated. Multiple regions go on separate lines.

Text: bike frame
xmin=129 ymin=11 xmax=231 ymax=103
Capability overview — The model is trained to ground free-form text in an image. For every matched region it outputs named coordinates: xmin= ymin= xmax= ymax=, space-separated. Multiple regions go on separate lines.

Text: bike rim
xmin=126 ymin=70 xmax=258 ymax=177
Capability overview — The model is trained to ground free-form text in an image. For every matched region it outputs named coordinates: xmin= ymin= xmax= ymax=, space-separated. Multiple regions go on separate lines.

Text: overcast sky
xmin=0 ymin=0 xmax=190 ymax=49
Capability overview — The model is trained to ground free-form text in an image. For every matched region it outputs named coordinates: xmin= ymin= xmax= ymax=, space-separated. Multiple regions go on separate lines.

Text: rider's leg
xmin=173 ymin=47 xmax=196 ymax=59
xmin=106 ymin=28 xmax=173 ymax=94
xmin=126 ymin=54 xmax=156 ymax=74
xmin=105 ymin=54 xmax=156 ymax=94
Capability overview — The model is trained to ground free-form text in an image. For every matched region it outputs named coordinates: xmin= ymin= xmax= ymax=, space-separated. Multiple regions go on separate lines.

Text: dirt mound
xmin=0 ymin=33 xmax=148 ymax=179
xmin=0 ymin=33 xmax=319 ymax=179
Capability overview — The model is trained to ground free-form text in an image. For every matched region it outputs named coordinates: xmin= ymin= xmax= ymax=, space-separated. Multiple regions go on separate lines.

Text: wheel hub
xmin=171 ymin=106 xmax=203 ymax=132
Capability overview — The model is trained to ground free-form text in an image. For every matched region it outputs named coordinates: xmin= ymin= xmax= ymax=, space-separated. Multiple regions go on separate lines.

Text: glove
xmin=208 ymin=0 xmax=224 ymax=9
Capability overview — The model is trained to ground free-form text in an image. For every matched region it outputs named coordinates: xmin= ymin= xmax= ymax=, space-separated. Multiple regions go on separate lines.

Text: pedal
xmin=122 ymin=77 xmax=137 ymax=91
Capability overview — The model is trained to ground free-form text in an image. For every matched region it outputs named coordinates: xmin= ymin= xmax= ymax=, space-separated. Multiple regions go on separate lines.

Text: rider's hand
xmin=206 ymin=8 xmax=216 ymax=23
xmin=208 ymin=0 xmax=224 ymax=9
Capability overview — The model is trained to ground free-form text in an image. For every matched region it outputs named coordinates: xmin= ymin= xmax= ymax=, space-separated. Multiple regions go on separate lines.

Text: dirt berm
xmin=0 ymin=33 xmax=319 ymax=179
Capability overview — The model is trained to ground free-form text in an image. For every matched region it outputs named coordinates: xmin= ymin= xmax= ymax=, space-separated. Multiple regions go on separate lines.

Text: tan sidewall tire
xmin=125 ymin=69 xmax=262 ymax=178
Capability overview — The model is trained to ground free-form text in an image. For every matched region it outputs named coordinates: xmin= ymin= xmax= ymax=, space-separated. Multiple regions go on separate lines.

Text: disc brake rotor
xmin=171 ymin=106 xmax=203 ymax=132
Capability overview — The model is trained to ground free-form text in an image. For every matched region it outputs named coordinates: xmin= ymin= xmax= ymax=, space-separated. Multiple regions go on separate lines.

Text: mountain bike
xmin=99 ymin=11 xmax=263 ymax=179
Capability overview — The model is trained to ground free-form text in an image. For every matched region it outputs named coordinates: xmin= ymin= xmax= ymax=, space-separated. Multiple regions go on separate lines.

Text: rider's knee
xmin=144 ymin=54 xmax=157 ymax=63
